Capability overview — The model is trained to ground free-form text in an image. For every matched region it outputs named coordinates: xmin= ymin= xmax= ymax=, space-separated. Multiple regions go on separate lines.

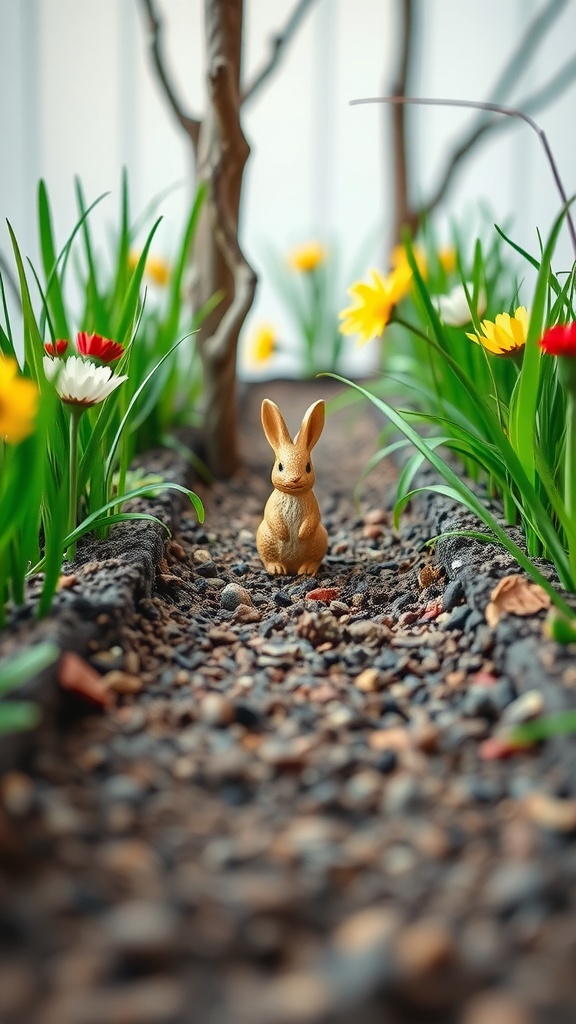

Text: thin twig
xmin=138 ymin=0 xmax=201 ymax=150
xmin=419 ymin=56 xmax=576 ymax=219
xmin=241 ymin=0 xmax=320 ymax=105
xmin=353 ymin=95 xmax=576 ymax=260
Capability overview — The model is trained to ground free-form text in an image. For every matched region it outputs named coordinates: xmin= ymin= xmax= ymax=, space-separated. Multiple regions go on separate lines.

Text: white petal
xmin=51 ymin=356 xmax=127 ymax=406
xmin=434 ymin=284 xmax=487 ymax=327
xmin=43 ymin=355 xmax=59 ymax=380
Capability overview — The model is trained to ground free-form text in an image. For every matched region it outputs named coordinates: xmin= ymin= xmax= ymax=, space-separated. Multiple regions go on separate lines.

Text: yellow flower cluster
xmin=0 ymin=357 xmax=38 ymax=444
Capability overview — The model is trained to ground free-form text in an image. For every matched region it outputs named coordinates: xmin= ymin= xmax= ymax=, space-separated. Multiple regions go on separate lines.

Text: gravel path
xmin=1 ymin=382 xmax=576 ymax=1024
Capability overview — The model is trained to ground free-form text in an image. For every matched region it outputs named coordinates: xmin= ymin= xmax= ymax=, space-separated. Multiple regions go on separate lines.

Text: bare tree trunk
xmin=139 ymin=0 xmax=319 ymax=475
xmin=192 ymin=0 xmax=256 ymax=477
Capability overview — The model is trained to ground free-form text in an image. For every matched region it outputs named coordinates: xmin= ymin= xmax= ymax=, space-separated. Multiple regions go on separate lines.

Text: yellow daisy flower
xmin=287 ymin=242 xmax=326 ymax=273
xmin=128 ymin=251 xmax=171 ymax=287
xmin=250 ymin=323 xmax=277 ymax=365
xmin=339 ymin=269 xmax=396 ymax=346
xmin=0 ymin=357 xmax=39 ymax=444
xmin=466 ymin=306 xmax=529 ymax=356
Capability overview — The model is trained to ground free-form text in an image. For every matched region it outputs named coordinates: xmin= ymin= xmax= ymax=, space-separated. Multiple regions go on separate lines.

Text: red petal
xmin=539 ymin=322 xmax=576 ymax=357
xmin=44 ymin=339 xmax=68 ymax=357
xmin=76 ymin=332 xmax=124 ymax=363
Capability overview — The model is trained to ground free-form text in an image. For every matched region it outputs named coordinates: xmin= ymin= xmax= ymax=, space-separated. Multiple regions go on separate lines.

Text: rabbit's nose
xmin=290 ymin=475 xmax=302 ymax=485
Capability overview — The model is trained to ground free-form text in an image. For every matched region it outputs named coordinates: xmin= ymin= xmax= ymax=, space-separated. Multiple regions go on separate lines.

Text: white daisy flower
xmin=434 ymin=283 xmax=487 ymax=328
xmin=43 ymin=355 xmax=127 ymax=407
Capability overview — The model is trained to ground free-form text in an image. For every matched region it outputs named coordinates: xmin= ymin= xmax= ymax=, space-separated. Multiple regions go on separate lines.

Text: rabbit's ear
xmin=294 ymin=400 xmax=325 ymax=451
xmin=261 ymin=399 xmax=292 ymax=452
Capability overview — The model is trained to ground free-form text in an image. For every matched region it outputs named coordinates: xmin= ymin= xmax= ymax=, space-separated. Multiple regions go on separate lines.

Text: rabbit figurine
xmin=257 ymin=398 xmax=328 ymax=575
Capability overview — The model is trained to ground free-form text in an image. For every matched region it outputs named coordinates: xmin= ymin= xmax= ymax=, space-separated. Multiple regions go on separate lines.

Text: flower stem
xmin=66 ymin=407 xmax=83 ymax=562
xmin=565 ymin=393 xmax=576 ymax=584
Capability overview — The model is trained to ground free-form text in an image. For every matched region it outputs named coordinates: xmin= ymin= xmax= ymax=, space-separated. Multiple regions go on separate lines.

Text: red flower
xmin=539 ymin=322 xmax=576 ymax=357
xmin=75 ymin=331 xmax=124 ymax=363
xmin=44 ymin=339 xmax=68 ymax=358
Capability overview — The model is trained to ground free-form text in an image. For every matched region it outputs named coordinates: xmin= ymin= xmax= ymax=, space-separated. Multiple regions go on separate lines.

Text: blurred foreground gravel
xmin=1 ymin=383 xmax=576 ymax=1024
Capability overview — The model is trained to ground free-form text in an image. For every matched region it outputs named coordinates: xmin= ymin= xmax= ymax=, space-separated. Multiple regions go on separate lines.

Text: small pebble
xmin=501 ymin=690 xmax=545 ymax=725
xmin=365 ymin=508 xmax=387 ymax=525
xmin=220 ymin=583 xmax=253 ymax=610
xmin=394 ymin=918 xmax=456 ymax=977
xmin=461 ymin=992 xmax=533 ymax=1024
xmin=193 ymin=549 xmax=212 ymax=564
xmin=523 ymin=791 xmax=576 ymax=833
xmin=0 ymin=770 xmax=35 ymax=816
xmin=102 ymin=670 xmax=143 ymax=695
xmin=442 ymin=578 xmax=465 ymax=611
xmin=305 ymin=587 xmax=340 ymax=603
xmin=195 ymin=560 xmax=219 ymax=577
xmin=100 ymin=900 xmax=178 ymax=958
xmin=354 ymin=667 xmax=383 ymax=692
xmin=332 ymin=906 xmax=399 ymax=953
xmin=368 ymin=727 xmax=410 ymax=752
xmin=198 ymin=693 xmax=235 ymax=727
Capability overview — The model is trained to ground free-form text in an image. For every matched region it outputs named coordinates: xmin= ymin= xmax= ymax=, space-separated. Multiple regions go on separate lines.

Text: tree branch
xmin=419 ymin=56 xmax=576 ymax=223
xmin=390 ymin=0 xmax=417 ymax=245
xmin=241 ymin=0 xmax=320 ymax=106
xmin=138 ymin=0 xmax=201 ymax=151
xmin=353 ymin=95 xmax=576 ymax=259
xmin=205 ymin=56 xmax=256 ymax=363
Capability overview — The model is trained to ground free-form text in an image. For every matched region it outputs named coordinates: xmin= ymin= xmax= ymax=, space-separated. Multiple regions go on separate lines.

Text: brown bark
xmin=138 ymin=0 xmax=319 ymax=477
xmin=192 ymin=0 xmax=256 ymax=477
xmin=389 ymin=0 xmax=418 ymax=249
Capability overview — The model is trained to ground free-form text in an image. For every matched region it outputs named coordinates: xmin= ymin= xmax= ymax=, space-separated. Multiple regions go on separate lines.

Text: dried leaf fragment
xmin=418 ymin=564 xmax=443 ymax=589
xmin=59 ymin=652 xmax=112 ymax=709
xmin=485 ymin=574 xmax=551 ymax=627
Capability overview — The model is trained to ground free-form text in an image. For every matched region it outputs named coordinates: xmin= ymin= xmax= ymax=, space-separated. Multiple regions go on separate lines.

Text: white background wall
xmin=1 ymin=0 xmax=575 ymax=376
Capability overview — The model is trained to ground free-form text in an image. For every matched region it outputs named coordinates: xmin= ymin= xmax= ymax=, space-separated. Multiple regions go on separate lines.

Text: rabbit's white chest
xmin=278 ymin=494 xmax=304 ymax=551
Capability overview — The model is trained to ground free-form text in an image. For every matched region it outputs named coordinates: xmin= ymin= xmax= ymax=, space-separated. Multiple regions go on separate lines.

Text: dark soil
xmin=1 ymin=381 xmax=576 ymax=1024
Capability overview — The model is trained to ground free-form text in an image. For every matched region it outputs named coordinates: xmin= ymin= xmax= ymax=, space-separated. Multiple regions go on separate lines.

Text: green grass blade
xmin=324 ymin=374 xmax=575 ymax=616
xmin=0 ymin=271 xmax=16 ymax=356
xmin=115 ymin=217 xmax=162 ymax=343
xmin=164 ymin=181 xmax=207 ymax=340
xmin=37 ymin=179 xmax=70 ymax=339
xmin=508 ymin=204 xmax=570 ymax=482
xmin=0 ymin=641 xmax=60 ymax=696
xmin=104 ymin=334 xmax=192 ymax=486
xmin=6 ymin=221 xmax=46 ymax=382
xmin=0 ymin=703 xmax=42 ymax=734
xmin=75 ymin=177 xmax=108 ymax=330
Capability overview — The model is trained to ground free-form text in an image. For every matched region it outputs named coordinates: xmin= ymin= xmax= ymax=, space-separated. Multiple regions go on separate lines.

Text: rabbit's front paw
xmin=265 ymin=562 xmax=287 ymax=575
xmin=297 ymin=561 xmax=320 ymax=576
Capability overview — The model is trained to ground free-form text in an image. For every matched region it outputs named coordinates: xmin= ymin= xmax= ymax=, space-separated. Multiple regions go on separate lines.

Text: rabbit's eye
xmin=278 ymin=462 xmax=284 ymax=472
xmin=306 ymin=462 xmax=311 ymax=473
